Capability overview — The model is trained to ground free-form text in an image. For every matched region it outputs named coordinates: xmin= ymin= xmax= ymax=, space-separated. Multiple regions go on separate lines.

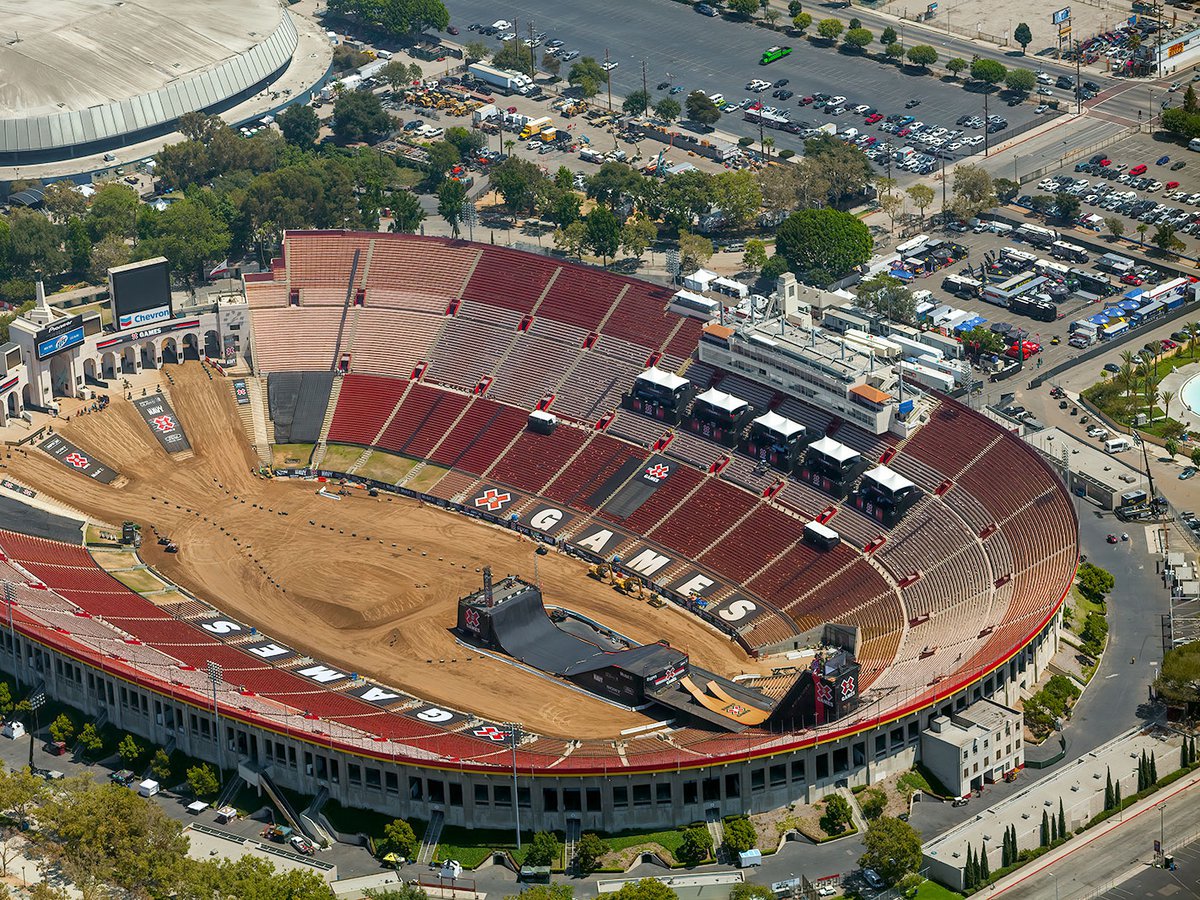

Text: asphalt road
xmin=446 ymin=0 xmax=1048 ymax=162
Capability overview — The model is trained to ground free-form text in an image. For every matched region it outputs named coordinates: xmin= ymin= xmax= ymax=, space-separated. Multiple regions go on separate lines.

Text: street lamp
xmin=26 ymin=691 xmax=44 ymax=772
xmin=1159 ymin=802 xmax=1167 ymax=865
xmin=504 ymin=721 xmax=522 ymax=850
xmin=1049 ymin=871 xmax=1059 ymax=900
xmin=206 ymin=660 xmax=224 ymax=787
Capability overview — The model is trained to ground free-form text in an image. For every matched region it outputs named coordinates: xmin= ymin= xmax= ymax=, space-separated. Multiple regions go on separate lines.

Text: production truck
xmin=519 ymin=115 xmax=553 ymax=139
xmin=467 ymin=62 xmax=532 ymax=95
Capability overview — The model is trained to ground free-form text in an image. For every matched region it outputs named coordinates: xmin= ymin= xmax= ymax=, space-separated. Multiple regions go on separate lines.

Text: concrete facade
xmin=920 ymin=700 xmax=1024 ymax=799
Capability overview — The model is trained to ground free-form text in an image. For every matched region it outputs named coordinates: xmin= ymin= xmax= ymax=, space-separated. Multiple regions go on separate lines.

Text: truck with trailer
xmin=467 ymin=62 xmax=532 ymax=95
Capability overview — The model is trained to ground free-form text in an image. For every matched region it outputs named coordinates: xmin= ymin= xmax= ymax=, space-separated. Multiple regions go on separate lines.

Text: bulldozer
xmin=614 ymin=576 xmax=645 ymax=599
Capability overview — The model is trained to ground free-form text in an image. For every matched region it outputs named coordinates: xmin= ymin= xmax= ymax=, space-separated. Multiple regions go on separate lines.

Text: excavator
xmin=587 ymin=562 xmax=613 ymax=583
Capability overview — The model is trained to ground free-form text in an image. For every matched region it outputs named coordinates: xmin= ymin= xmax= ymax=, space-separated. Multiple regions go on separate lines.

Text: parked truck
xmin=468 ymin=62 xmax=532 ymax=95
xmin=519 ymin=116 xmax=553 ymax=139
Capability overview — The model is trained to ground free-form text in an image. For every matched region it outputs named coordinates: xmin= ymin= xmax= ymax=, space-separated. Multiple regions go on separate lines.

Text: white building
xmin=921 ymin=700 xmax=1023 ymax=798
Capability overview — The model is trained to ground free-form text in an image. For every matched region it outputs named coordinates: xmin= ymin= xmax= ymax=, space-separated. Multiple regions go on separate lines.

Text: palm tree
xmin=762 ymin=136 xmax=775 ymax=161
xmin=1119 ymin=362 xmax=1135 ymax=401
xmin=1136 ymin=222 xmax=1149 ymax=244
xmin=1190 ymin=321 xmax=1200 ymax=358
xmin=1163 ymin=389 xmax=1177 ymax=422
xmin=1155 ymin=389 xmax=1166 ymax=420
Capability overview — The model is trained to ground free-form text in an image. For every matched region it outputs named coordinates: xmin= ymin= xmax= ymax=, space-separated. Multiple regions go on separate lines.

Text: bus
xmin=760 ymin=46 xmax=792 ymax=65
xmin=1010 ymin=295 xmax=1057 ymax=322
xmin=983 ymin=272 xmax=1045 ymax=306
xmin=1050 ymin=240 xmax=1089 ymax=263
xmin=941 ymin=273 xmax=982 ymax=298
xmin=1016 ymin=223 xmax=1056 ymax=248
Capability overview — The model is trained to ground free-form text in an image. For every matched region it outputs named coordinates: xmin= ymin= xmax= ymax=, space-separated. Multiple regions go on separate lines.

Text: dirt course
xmin=2 ymin=363 xmax=771 ymax=738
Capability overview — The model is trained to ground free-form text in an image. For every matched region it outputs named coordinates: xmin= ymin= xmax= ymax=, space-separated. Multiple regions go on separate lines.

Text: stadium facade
xmin=0 ymin=233 xmax=1075 ymax=831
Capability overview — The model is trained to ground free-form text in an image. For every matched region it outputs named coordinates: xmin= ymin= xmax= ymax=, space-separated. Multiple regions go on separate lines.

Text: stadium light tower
xmin=27 ymin=691 xmax=44 ymax=772
xmin=505 ymin=721 xmax=523 ymax=850
xmin=207 ymin=660 xmax=224 ymax=786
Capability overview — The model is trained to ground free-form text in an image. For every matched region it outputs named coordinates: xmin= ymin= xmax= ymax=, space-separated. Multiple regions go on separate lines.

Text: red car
xmin=865 ymin=113 xmax=883 ymax=124
xmin=1163 ymin=339 xmax=1179 ymax=349
xmin=864 ymin=136 xmax=877 ymax=145
xmin=1121 ymin=273 xmax=1144 ymax=286
xmin=800 ymin=96 xmax=814 ymax=105
xmin=898 ymin=127 xmax=911 ymax=136
xmin=1129 ymin=163 xmax=1147 ymax=176
xmin=1098 ymin=157 xmax=1111 ymax=166
xmin=1167 ymin=181 xmax=1181 ymax=189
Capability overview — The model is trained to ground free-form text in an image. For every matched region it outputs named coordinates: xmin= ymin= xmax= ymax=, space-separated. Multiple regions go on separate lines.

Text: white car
xmin=602 ymin=60 xmax=618 ymax=70
xmin=498 ymin=31 xmax=515 ymax=41
xmin=854 ymin=104 xmax=871 ymax=114
xmin=1036 ymin=104 xmax=1050 ymax=113
xmin=828 ymin=95 xmax=846 ymax=106
xmin=491 ymin=19 xmax=512 ymax=29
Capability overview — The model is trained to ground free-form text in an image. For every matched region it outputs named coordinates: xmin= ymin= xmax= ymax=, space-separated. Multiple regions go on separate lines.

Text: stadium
xmin=0 ymin=0 xmax=325 ymax=168
xmin=0 ymin=232 xmax=1076 ymax=834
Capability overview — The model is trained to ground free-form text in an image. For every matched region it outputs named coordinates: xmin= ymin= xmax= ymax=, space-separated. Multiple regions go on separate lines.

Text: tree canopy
xmin=860 ymin=817 xmax=923 ymax=886
xmin=685 ymin=91 xmax=722 ymax=126
xmin=332 ymin=91 xmax=393 ymax=143
xmin=325 ymin=0 xmax=449 ymax=35
xmin=971 ymin=58 xmax=1008 ymax=86
xmin=776 ymin=208 xmax=872 ymax=280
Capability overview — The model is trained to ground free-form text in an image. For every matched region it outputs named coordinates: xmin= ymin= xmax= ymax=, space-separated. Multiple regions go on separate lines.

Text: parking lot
xmin=445 ymin=0 xmax=1050 ymax=170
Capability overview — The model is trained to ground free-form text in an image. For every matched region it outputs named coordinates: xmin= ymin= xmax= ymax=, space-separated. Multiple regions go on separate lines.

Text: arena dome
xmin=0 ymin=0 xmax=301 ymax=162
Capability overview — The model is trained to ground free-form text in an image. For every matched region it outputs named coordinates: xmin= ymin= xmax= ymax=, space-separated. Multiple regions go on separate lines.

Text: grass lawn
xmin=272 ymin=443 xmax=315 ymax=468
xmin=436 ymin=824 xmax=562 ymax=869
xmin=358 ymin=450 xmax=420 ymax=484
xmin=323 ymin=799 xmax=412 ymax=843
xmin=1064 ymin=586 xmax=1105 ymax=641
xmin=91 ymin=551 xmax=140 ymax=570
xmin=910 ymin=881 xmax=964 ymax=899
xmin=319 ymin=443 xmax=367 ymax=473
xmin=85 ymin=524 xmax=122 ymax=546
xmin=145 ymin=589 xmax=190 ymax=607
xmin=407 ymin=462 xmax=449 ymax=493
xmin=110 ymin=568 xmax=168 ymax=593
xmin=604 ymin=828 xmax=687 ymax=855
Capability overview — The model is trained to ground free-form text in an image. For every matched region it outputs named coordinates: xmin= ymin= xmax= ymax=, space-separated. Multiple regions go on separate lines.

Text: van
xmin=1104 ymin=437 xmax=1132 ymax=454
xmin=1191 ymin=137 xmax=1200 ymax=152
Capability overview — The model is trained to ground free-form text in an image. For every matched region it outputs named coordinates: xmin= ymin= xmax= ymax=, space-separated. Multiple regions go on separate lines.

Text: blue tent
xmin=889 ymin=269 xmax=914 ymax=281
xmin=955 ymin=316 xmax=986 ymax=332
xmin=1088 ymin=314 xmax=1110 ymax=325
xmin=1123 ymin=288 xmax=1144 ymax=301
xmin=1103 ymin=306 xmax=1124 ymax=317
xmin=1119 ymin=299 xmax=1141 ymax=312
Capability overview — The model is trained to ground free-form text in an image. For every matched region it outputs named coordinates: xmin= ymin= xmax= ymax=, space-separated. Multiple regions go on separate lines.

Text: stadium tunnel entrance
xmin=48 ymin=352 xmax=75 ymax=398
xmin=204 ymin=330 xmax=220 ymax=358
xmin=139 ymin=341 xmax=159 ymax=370
xmin=162 ymin=338 xmax=180 ymax=364
xmin=183 ymin=334 xmax=200 ymax=361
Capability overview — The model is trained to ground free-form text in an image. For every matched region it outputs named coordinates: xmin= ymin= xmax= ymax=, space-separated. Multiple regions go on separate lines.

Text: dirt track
xmin=2 ymin=363 xmax=770 ymax=738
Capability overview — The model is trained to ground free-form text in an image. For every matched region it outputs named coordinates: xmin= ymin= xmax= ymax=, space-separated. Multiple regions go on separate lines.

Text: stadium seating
xmin=250 ymin=308 xmax=344 ymax=372
xmin=536 ymin=267 xmax=624 ymax=331
xmin=608 ymin=412 xmax=669 ymax=449
xmin=463 ymin=247 xmax=560 ymax=315
xmin=430 ymin=400 xmax=528 ymax=474
xmin=489 ymin=427 xmax=592 ymax=495
xmin=544 ymin=434 xmax=648 ymax=511
xmin=550 ymin=351 xmax=643 ymax=423
xmin=697 ymin=504 xmax=801 ymax=584
xmin=363 ymin=235 xmax=477 ymax=308
xmin=327 ymin=375 xmax=408 ymax=447
xmin=349 ymin=310 xmax=442 ymax=379
xmin=609 ymin=463 xmax=705 ymax=535
xmin=651 ymin=479 xmax=757 ymax=559
xmin=425 ymin=315 xmax=514 ymax=390
xmin=284 ymin=231 xmax=372 ymax=289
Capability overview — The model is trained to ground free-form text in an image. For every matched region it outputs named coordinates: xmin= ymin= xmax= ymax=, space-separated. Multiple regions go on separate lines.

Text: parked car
xmin=290 ymin=835 xmax=315 ymax=856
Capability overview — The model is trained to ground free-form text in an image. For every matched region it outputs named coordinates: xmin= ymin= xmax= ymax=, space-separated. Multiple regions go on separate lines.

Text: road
xmin=446 ymin=0 xmax=1047 ymax=162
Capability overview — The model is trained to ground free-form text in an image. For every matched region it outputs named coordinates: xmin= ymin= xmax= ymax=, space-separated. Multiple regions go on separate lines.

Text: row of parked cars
xmin=1050 ymin=153 xmax=1200 ymax=233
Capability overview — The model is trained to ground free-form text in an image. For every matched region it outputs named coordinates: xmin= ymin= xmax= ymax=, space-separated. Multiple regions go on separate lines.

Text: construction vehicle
xmin=648 ymin=593 xmax=667 ymax=608
xmin=614 ymin=576 xmax=645 ymax=599
xmin=519 ymin=116 xmax=553 ymax=140
xmin=587 ymin=563 xmax=612 ymax=583
xmin=539 ymin=127 xmax=559 ymax=143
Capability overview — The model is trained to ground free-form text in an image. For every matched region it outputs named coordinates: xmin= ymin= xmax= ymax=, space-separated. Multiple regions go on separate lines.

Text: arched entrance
xmin=182 ymin=333 xmax=200 ymax=361
xmin=21 ymin=383 xmax=34 ymax=411
xmin=121 ymin=346 xmax=139 ymax=375
xmin=83 ymin=357 xmax=98 ymax=383
xmin=101 ymin=351 xmax=118 ymax=380
xmin=139 ymin=341 xmax=158 ymax=369
xmin=5 ymin=392 xmax=16 ymax=420
xmin=48 ymin=354 xmax=74 ymax=398
xmin=161 ymin=337 xmax=180 ymax=364
xmin=203 ymin=330 xmax=221 ymax=358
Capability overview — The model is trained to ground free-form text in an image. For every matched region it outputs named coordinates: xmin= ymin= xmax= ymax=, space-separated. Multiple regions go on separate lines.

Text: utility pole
xmin=606 ymin=48 xmax=613 ymax=112
xmin=528 ymin=21 xmax=535 ymax=82
xmin=207 ymin=660 xmax=224 ymax=788
xmin=1076 ymin=41 xmax=1082 ymax=115
xmin=1150 ymin=89 xmax=1155 ymax=134
xmin=983 ymin=88 xmax=990 ymax=157
xmin=506 ymin=722 xmax=522 ymax=850
xmin=642 ymin=58 xmax=648 ymax=116
xmin=26 ymin=691 xmax=44 ymax=773
xmin=940 ymin=152 xmax=947 ymax=220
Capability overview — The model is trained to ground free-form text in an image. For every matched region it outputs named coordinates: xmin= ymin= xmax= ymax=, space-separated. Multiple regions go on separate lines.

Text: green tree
xmin=712 ymin=170 xmax=763 ymax=228
xmin=1041 ymin=809 xmax=1050 ymax=846
xmin=389 ymin=191 xmax=426 ymax=234
xmin=492 ymin=39 xmax=534 ymax=73
xmin=965 ymin=844 xmax=978 ymax=889
xmin=860 ymin=817 xmax=922 ymax=886
xmin=423 ymin=140 xmax=461 ymax=189
xmin=524 ymin=830 xmax=561 ymax=867
xmin=678 ymin=231 xmax=714 ymax=274
xmin=277 ymin=104 xmax=320 ymax=147
xmin=568 ymin=57 xmax=608 ymax=98
xmin=1014 ymin=22 xmax=1033 ymax=53
xmin=728 ymin=886 xmax=774 ymax=900
xmin=65 ymin=217 xmax=91 ymax=275
xmin=463 ymin=40 xmax=490 ymax=63
xmin=553 ymin=221 xmax=587 ymax=259
xmin=76 ymin=722 xmax=103 ymax=758
xmin=89 ymin=234 xmax=131 ymax=282
xmin=379 ymin=60 xmax=416 ymax=92
xmin=946 ymin=56 xmax=968 ymax=79
xmin=729 ymin=0 xmax=759 ymax=19
xmin=676 ymin=825 xmax=714 ymax=865
xmin=816 ymin=18 xmax=844 ymax=41
xmin=443 ymin=126 xmax=485 ymax=158
xmin=971 ymin=58 xmax=1008 ymax=86
xmin=138 ymin=196 xmax=231 ymax=287
xmin=906 ymin=44 xmax=938 ymax=69
xmin=620 ymin=214 xmax=657 ymax=261
xmin=885 ymin=42 xmax=905 ymax=62
xmin=1153 ymin=224 xmax=1187 ymax=256
xmin=993 ymin=177 xmax=1020 ymax=203
xmin=906 ymin=183 xmax=935 ymax=224
xmin=802 ymin=134 xmax=873 ymax=205
xmin=543 ymin=187 xmax=582 ymax=228
xmin=186 ymin=763 xmax=219 ymax=799
xmin=584 ymin=206 xmax=621 ymax=267
xmin=820 ymin=794 xmax=854 ymax=835
xmin=187 ymin=855 xmax=333 ymax=899
xmin=859 ymin=787 xmax=887 ymax=820
xmin=685 ymin=91 xmax=722 ymax=126
xmin=1192 ymin=446 xmax=1200 ymax=468
xmin=793 ymin=12 xmax=813 ymax=32
xmin=117 ymin=734 xmax=142 ymax=767
xmin=1104 ymin=216 xmax=1126 ymax=240
xmin=7 ymin=208 xmax=65 ymax=276
xmin=376 ymin=818 xmax=417 ymax=859
xmin=654 ymin=97 xmax=682 ymax=123
xmin=776 ymin=208 xmax=872 ymax=279
xmin=0 ymin=767 xmax=45 ymax=875
xmin=952 ymin=164 xmax=996 ymax=217
xmin=855 ymin=273 xmax=916 ymax=323
xmin=491 ymin=156 xmax=547 ymax=216
xmin=743 ymin=239 xmax=768 ymax=273
xmin=42 ymin=181 xmax=88 ymax=222
xmin=1058 ymin=798 xmax=1067 ymax=837
xmin=1005 ymin=67 xmax=1037 ymax=94
xmin=1166 ymin=437 xmax=1180 ymax=459
xmin=623 ymin=89 xmax=651 ymax=117
xmin=542 ymin=50 xmax=561 ymax=78
xmin=48 ymin=714 xmax=74 ymax=746
xmin=723 ymin=815 xmax=757 ymax=854
xmin=1053 ymin=191 xmax=1081 ymax=222
xmin=611 ymin=879 xmax=678 ymax=900
xmin=332 ymin=91 xmax=392 ymax=143
xmin=962 ymin=326 xmax=1004 ymax=354
xmin=979 ymin=844 xmax=991 ymax=881
xmin=843 ymin=27 xmax=873 ymax=51
xmin=575 ymin=832 xmax=610 ymax=874
xmin=437 ymin=179 xmax=468 ymax=238
xmin=1187 ymin=84 xmax=1199 ymax=114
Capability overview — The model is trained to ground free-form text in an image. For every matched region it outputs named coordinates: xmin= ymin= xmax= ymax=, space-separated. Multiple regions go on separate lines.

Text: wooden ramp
xmin=679 ymin=676 xmax=772 ymax=726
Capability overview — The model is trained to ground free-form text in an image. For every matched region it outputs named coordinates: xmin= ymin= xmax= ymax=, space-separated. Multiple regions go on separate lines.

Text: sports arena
xmin=0 ymin=232 xmax=1077 ymax=833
